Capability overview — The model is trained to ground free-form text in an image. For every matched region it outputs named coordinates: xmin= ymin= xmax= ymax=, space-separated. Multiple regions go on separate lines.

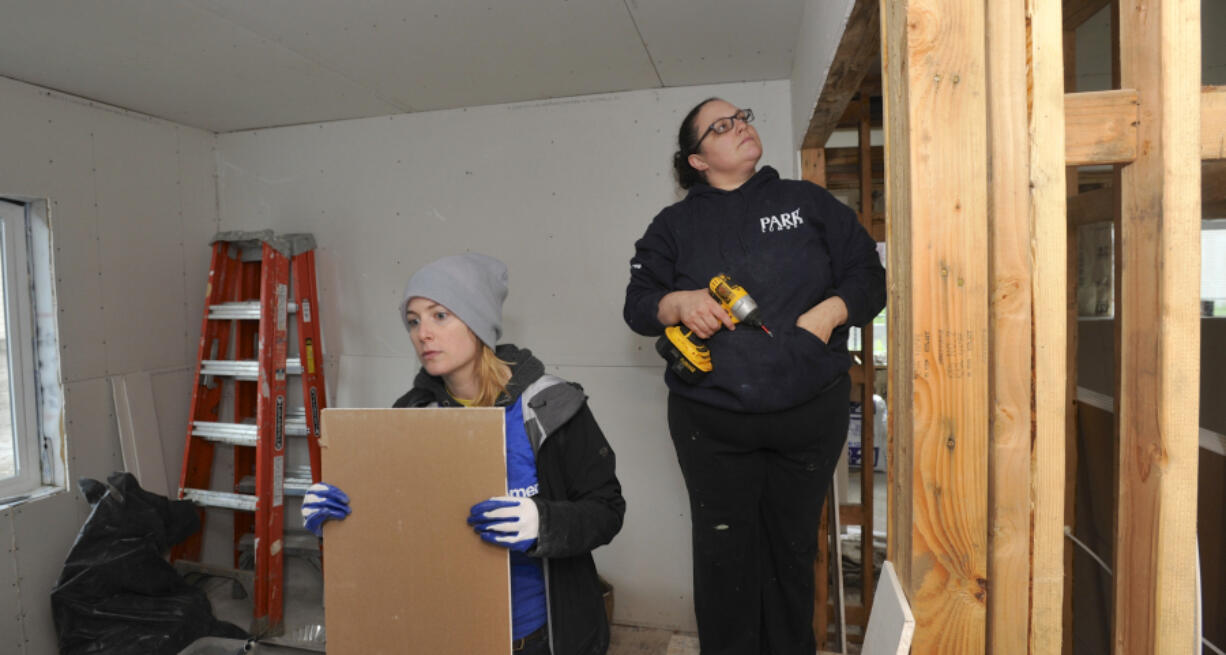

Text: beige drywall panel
xmin=320 ymin=408 xmax=509 ymax=655
xmin=216 ymin=80 xmax=792 ymax=631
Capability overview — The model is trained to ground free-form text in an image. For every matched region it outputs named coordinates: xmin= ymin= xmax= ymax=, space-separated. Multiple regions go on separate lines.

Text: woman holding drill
xmin=305 ymin=253 xmax=625 ymax=655
xmin=623 ymin=98 xmax=886 ymax=654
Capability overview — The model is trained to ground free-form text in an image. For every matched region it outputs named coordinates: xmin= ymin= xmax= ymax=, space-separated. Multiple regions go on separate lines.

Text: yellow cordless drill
xmin=655 ymin=273 xmax=773 ymax=384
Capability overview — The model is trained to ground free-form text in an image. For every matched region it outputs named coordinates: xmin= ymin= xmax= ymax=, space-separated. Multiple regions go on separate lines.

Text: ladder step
xmin=192 ymin=411 xmax=310 ymax=446
xmin=182 ymin=488 xmax=258 ymax=512
xmin=236 ymin=466 xmax=314 ymax=496
xmin=238 ymin=531 xmax=320 ymax=555
xmin=200 ymin=358 xmax=303 ymax=380
xmin=207 ymin=301 xmax=299 ymax=320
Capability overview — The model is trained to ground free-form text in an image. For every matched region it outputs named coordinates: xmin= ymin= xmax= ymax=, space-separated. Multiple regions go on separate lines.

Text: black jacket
xmin=393 ymin=345 xmax=625 ymax=655
xmin=623 ymin=166 xmax=886 ymax=413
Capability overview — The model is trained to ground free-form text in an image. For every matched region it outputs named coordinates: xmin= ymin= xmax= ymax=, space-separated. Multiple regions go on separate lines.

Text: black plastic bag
xmin=51 ymin=472 xmax=247 ymax=654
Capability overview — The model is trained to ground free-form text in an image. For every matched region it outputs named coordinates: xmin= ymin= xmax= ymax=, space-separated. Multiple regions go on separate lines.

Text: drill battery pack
xmin=655 ymin=327 xmax=711 ymax=385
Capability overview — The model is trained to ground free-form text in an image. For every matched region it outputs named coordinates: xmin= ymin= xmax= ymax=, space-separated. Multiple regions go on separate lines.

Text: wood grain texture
xmin=1028 ymin=0 xmax=1069 ymax=651
xmin=857 ymin=92 xmax=877 ymax=621
xmin=882 ymin=0 xmax=914 ymax=594
xmin=1064 ymin=89 xmax=1139 ymax=166
xmin=882 ymin=1 xmax=989 ymax=652
xmin=802 ymin=0 xmax=881 ymax=149
xmin=801 ymin=145 xmax=830 ymax=649
xmin=1114 ymin=1 xmax=1202 ymax=654
xmin=985 ymin=0 xmax=1032 ymax=652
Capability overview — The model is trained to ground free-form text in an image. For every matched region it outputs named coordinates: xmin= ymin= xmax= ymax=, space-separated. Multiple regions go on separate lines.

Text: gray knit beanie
xmin=399 ymin=253 xmax=508 ymax=348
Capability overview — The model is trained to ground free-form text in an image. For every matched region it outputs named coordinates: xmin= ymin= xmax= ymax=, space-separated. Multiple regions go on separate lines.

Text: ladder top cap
xmin=211 ymin=230 xmax=316 ymax=257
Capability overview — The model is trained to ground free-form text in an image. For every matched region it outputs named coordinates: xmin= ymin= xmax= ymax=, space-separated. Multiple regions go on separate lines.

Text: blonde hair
xmin=470 ymin=344 xmax=513 ymax=407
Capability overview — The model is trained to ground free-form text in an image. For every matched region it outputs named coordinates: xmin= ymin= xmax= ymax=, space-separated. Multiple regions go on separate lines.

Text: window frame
xmin=0 ymin=198 xmax=64 ymax=503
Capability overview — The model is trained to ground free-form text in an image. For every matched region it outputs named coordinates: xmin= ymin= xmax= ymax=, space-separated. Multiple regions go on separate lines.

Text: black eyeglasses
xmin=691 ymin=108 xmax=754 ymax=153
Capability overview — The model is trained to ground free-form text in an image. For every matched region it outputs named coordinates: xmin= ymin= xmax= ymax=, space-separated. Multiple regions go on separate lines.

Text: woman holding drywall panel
xmin=622 ymin=98 xmax=885 ymax=654
xmin=305 ymin=253 xmax=625 ymax=655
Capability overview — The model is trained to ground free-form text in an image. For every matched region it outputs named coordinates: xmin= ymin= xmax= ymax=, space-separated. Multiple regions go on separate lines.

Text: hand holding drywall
xmin=302 ymin=482 xmax=352 ymax=537
xmin=467 ymin=496 xmax=539 ymax=553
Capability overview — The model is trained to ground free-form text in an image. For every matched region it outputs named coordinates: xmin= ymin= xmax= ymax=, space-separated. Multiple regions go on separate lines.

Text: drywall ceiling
xmin=0 ymin=0 xmax=806 ymax=133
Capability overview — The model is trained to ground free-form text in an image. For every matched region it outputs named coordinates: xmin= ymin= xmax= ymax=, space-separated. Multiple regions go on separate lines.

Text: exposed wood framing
xmin=1113 ymin=2 xmax=1202 ymax=655
xmin=1070 ymin=159 xmax=1226 ymax=225
xmin=1064 ymin=0 xmax=1112 ymax=29
xmin=1202 ymin=85 xmax=1226 ymax=160
xmin=1064 ymin=90 xmax=1139 ymax=166
xmin=856 ymin=93 xmax=877 ymax=621
xmin=985 ymin=0 xmax=1033 ymax=651
xmin=1062 ymin=20 xmax=1081 ymax=655
xmin=1063 ymin=85 xmax=1226 ymax=167
xmin=882 ymin=0 xmax=914 ymax=600
xmin=801 ymin=145 xmax=831 ymax=649
xmin=882 ymin=0 xmax=989 ymax=652
xmin=1068 ymin=187 xmax=1114 ymax=225
xmin=801 ymin=0 xmax=880 ymax=149
xmin=1027 ymin=1 xmax=1069 ymax=650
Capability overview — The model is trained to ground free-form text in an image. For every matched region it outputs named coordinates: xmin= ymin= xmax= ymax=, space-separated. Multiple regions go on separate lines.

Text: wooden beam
xmin=802 ymin=145 xmax=831 ymax=650
xmin=985 ymin=0 xmax=1033 ymax=652
xmin=1069 ymin=186 xmax=1115 ymax=225
xmin=1062 ymin=24 xmax=1081 ymax=655
xmin=1070 ymin=159 xmax=1226 ymax=225
xmin=802 ymin=146 xmax=828 ymax=187
xmin=882 ymin=0 xmax=914 ymax=600
xmin=801 ymin=0 xmax=880 ymax=149
xmin=856 ymin=92 xmax=877 ymax=622
xmin=1065 ymin=89 xmax=1139 ymax=166
xmin=1028 ymin=0 xmax=1070 ymax=651
xmin=1063 ymin=86 xmax=1226 ymax=165
xmin=1114 ymin=1 xmax=1202 ymax=654
xmin=1064 ymin=0 xmax=1112 ymax=29
xmin=882 ymin=0 xmax=989 ymax=653
xmin=1202 ymin=85 xmax=1226 ymax=160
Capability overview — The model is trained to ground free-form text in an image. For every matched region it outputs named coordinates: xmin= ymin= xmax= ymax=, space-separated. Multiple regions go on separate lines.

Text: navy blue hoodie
xmin=623 ymin=166 xmax=886 ymax=413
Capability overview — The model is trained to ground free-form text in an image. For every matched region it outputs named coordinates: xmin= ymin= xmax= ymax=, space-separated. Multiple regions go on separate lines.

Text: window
xmin=0 ymin=198 xmax=64 ymax=502
xmin=1076 ymin=218 xmax=1225 ymax=319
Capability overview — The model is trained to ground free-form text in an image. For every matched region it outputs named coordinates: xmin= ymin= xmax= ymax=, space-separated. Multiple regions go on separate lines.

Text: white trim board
xmin=110 ymin=372 xmax=169 ymax=497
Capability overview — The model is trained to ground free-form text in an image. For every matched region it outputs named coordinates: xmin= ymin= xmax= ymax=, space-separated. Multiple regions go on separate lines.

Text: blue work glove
xmin=302 ymin=482 xmax=351 ymax=537
xmin=467 ymin=496 xmax=539 ymax=553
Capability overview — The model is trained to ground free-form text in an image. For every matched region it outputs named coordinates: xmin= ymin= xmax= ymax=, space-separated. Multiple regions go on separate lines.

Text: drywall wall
xmin=0 ymin=75 xmax=217 ymax=652
xmin=789 ymin=0 xmax=857 ymax=149
xmin=215 ymin=79 xmax=794 ymax=631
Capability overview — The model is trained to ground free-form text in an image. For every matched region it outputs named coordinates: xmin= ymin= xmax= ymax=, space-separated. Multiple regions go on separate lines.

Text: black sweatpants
xmin=667 ymin=375 xmax=850 ymax=655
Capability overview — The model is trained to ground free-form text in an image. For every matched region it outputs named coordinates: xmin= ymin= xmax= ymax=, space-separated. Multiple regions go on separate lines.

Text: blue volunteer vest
xmin=504 ymin=398 xmax=547 ymax=639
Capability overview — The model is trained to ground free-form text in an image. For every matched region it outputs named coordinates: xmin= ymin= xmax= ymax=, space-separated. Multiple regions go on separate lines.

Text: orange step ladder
xmin=173 ymin=231 xmax=327 ymax=635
